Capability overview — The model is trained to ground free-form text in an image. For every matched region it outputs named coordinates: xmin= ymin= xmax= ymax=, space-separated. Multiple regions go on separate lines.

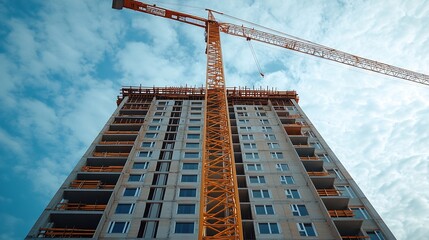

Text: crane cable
xmin=246 ymin=38 xmax=264 ymax=78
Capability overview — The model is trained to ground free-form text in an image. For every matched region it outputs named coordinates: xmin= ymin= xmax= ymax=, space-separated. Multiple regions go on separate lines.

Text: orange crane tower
xmin=112 ymin=0 xmax=429 ymax=239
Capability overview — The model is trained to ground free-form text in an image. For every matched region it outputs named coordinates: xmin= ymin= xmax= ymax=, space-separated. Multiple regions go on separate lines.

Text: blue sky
xmin=1 ymin=0 xmax=429 ymax=239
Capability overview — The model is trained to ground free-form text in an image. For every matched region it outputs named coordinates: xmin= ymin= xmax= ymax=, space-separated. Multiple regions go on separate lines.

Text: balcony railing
xmin=317 ymin=189 xmax=340 ymax=196
xmin=81 ymin=166 xmax=123 ymax=172
xmin=92 ymin=152 xmax=129 ymax=157
xmin=300 ymin=156 xmax=320 ymax=161
xmin=328 ymin=210 xmax=354 ymax=217
xmin=113 ymin=119 xmax=144 ymax=124
xmin=69 ymin=180 xmax=115 ymax=189
xmin=98 ymin=141 xmax=135 ymax=145
xmin=56 ymin=203 xmax=107 ymax=211
xmin=38 ymin=228 xmax=95 ymax=238
xmin=104 ymin=130 xmax=139 ymax=134
xmin=342 ymin=236 xmax=370 ymax=240
xmin=307 ymin=171 xmax=330 ymax=176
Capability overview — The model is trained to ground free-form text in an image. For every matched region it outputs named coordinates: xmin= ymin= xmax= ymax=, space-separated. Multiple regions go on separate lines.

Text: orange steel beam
xmin=198 ymin=12 xmax=242 ymax=239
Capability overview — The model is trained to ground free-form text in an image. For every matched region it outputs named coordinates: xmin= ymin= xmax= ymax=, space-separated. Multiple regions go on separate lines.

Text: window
xmin=270 ymin=152 xmax=283 ymax=159
xmin=238 ymin=119 xmax=250 ymax=124
xmin=237 ymin=112 xmax=248 ymax=117
xmin=290 ymin=204 xmax=308 ymax=216
xmin=336 ymin=186 xmax=357 ymax=198
xmin=304 ymin=130 xmax=316 ymax=137
xmin=254 ymin=106 xmax=264 ymax=110
xmin=156 ymin=106 xmax=166 ymax=110
xmin=247 ymin=164 xmax=262 ymax=171
xmin=191 ymin=101 xmax=202 ymax=105
xmin=179 ymin=188 xmax=197 ymax=197
xmin=252 ymin=189 xmax=270 ymax=198
xmin=128 ymin=174 xmax=144 ymax=182
xmin=141 ymin=142 xmax=155 ymax=148
xmin=182 ymin=163 xmax=198 ymax=170
xmin=262 ymin=126 xmax=273 ymax=132
xmin=249 ymin=176 xmax=266 ymax=184
xmin=255 ymin=205 xmax=274 ymax=215
xmin=158 ymin=101 xmax=167 ymax=105
xmin=245 ymin=152 xmax=259 ymax=159
xmin=190 ymin=107 xmax=202 ymax=111
xmin=318 ymin=154 xmax=331 ymax=163
xmin=297 ymin=223 xmax=317 ymax=236
xmin=243 ymin=143 xmax=256 ymax=149
xmin=177 ymin=204 xmax=196 ymax=214
xmin=154 ymin=112 xmax=164 ymax=116
xmin=280 ymin=176 xmax=295 ymax=184
xmin=123 ymin=188 xmax=140 ymax=197
xmin=328 ymin=168 xmax=344 ymax=180
xmin=286 ymin=106 xmax=296 ymax=111
xmin=259 ymin=119 xmax=269 ymax=125
xmin=148 ymin=125 xmax=160 ymax=131
xmin=285 ymin=189 xmax=300 ymax=199
xmin=189 ymin=118 xmax=201 ymax=123
xmin=188 ymin=126 xmax=201 ymax=131
xmin=133 ymin=162 xmax=149 ymax=169
xmin=258 ymin=223 xmax=279 ymax=234
xmin=185 ymin=142 xmax=200 ymax=149
xmin=236 ymin=106 xmax=246 ymax=110
xmin=181 ymin=175 xmax=198 ymax=182
xmin=190 ymin=112 xmax=201 ymax=116
xmin=268 ymin=142 xmax=280 ymax=149
xmin=264 ymin=134 xmax=276 ymax=140
xmin=367 ymin=230 xmax=385 ymax=240
xmin=152 ymin=118 xmax=162 ymax=123
xmin=256 ymin=112 xmax=267 ymax=117
xmin=241 ymin=134 xmax=254 ymax=140
xmin=145 ymin=133 xmax=158 ymax=138
xmin=351 ymin=207 xmax=370 ymax=219
xmin=138 ymin=151 xmax=152 ymax=158
xmin=115 ymin=203 xmax=135 ymax=214
xmin=184 ymin=152 xmax=200 ymax=158
xmin=311 ymin=142 xmax=323 ymax=149
xmin=108 ymin=221 xmax=130 ymax=233
xmin=240 ymin=126 xmax=252 ymax=131
xmin=187 ymin=134 xmax=200 ymax=139
xmin=175 ymin=222 xmax=194 ymax=233
xmin=276 ymin=163 xmax=289 ymax=171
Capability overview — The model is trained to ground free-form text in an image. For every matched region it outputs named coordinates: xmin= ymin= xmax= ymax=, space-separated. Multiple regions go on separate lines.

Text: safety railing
xmin=81 ymin=166 xmax=123 ymax=172
xmin=56 ymin=203 xmax=106 ymax=211
xmin=38 ymin=228 xmax=95 ymax=238
xmin=317 ymin=189 xmax=340 ymax=196
xmin=307 ymin=171 xmax=330 ymax=176
xmin=69 ymin=180 xmax=115 ymax=189
xmin=98 ymin=140 xmax=135 ymax=145
xmin=328 ymin=210 xmax=354 ymax=217
xmin=104 ymin=130 xmax=139 ymax=134
xmin=92 ymin=152 xmax=129 ymax=157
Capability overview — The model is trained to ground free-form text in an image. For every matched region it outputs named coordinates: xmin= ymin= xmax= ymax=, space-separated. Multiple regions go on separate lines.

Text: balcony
xmin=317 ymin=189 xmax=340 ymax=196
xmin=56 ymin=203 xmax=107 ymax=211
xmin=81 ymin=166 xmax=123 ymax=172
xmin=69 ymin=180 xmax=115 ymax=189
xmin=307 ymin=171 xmax=330 ymax=177
xmin=113 ymin=117 xmax=145 ymax=125
xmin=92 ymin=152 xmax=129 ymax=157
xmin=99 ymin=140 xmax=135 ymax=145
xmin=329 ymin=210 xmax=354 ymax=218
xmin=341 ymin=236 xmax=369 ymax=240
xmin=38 ymin=228 xmax=95 ymax=238
xmin=104 ymin=130 xmax=139 ymax=135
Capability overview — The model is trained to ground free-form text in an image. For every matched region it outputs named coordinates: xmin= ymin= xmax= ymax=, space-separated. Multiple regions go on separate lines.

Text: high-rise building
xmin=27 ymin=86 xmax=394 ymax=239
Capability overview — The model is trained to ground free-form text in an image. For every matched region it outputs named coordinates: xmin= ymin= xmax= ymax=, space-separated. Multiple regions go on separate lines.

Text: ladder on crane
xmin=112 ymin=0 xmax=429 ymax=239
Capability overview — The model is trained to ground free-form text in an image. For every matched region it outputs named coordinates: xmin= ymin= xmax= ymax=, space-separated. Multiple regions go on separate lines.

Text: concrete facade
xmin=27 ymin=87 xmax=394 ymax=239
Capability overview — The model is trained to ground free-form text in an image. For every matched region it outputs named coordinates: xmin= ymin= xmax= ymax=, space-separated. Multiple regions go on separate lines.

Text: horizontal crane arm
xmin=219 ymin=23 xmax=429 ymax=86
xmin=113 ymin=0 xmax=207 ymax=28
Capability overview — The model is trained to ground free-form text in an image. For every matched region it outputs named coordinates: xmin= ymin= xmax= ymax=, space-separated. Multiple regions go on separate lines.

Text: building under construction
xmin=27 ymin=0 xmax=429 ymax=239
xmin=27 ymin=86 xmax=394 ymax=239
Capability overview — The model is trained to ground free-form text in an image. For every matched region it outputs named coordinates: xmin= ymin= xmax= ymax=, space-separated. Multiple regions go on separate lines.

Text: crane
xmin=112 ymin=0 xmax=429 ymax=239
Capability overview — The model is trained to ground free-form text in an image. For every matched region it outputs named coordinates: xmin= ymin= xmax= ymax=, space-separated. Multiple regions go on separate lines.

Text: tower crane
xmin=112 ymin=0 xmax=429 ymax=239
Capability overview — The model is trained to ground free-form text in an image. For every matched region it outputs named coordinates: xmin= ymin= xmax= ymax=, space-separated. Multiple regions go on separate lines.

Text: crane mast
xmin=112 ymin=0 xmax=429 ymax=239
